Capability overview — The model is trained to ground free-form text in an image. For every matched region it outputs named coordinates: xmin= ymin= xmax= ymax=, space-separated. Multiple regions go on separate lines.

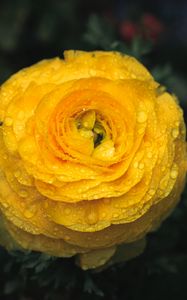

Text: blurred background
xmin=0 ymin=0 xmax=187 ymax=299
xmin=0 ymin=0 xmax=187 ymax=111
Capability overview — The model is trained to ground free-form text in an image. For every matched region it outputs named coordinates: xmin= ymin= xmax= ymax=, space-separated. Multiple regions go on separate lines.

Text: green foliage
xmin=152 ymin=64 xmax=187 ymax=105
xmin=83 ymin=14 xmax=114 ymax=49
xmin=84 ymin=14 xmax=152 ymax=59
xmin=83 ymin=273 xmax=104 ymax=297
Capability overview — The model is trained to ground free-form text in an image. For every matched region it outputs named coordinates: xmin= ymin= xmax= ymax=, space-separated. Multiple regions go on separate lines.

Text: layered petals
xmin=0 ymin=50 xmax=186 ymax=269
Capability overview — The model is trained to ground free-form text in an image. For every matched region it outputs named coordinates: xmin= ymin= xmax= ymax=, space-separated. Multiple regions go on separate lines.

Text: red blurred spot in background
xmin=119 ymin=13 xmax=164 ymax=44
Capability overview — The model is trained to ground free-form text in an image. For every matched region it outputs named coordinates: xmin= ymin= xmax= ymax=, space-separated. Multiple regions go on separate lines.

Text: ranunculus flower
xmin=0 ymin=51 xmax=186 ymax=269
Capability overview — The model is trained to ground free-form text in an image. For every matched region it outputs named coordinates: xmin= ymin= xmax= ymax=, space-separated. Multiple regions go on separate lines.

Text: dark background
xmin=0 ymin=0 xmax=187 ymax=80
xmin=0 ymin=0 xmax=187 ymax=299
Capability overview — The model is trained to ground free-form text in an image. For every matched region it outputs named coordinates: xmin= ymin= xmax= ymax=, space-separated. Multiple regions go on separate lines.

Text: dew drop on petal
xmin=86 ymin=211 xmax=98 ymax=225
xmin=113 ymin=213 xmax=119 ymax=218
xmin=137 ymin=111 xmax=147 ymax=123
xmin=147 ymin=152 xmax=153 ymax=158
xmin=133 ymin=161 xmax=138 ymax=168
xmin=138 ymin=163 xmax=144 ymax=170
xmin=64 ymin=235 xmax=70 ymax=241
xmin=138 ymin=128 xmax=145 ymax=135
xmin=19 ymin=190 xmax=28 ymax=198
xmin=53 ymin=227 xmax=59 ymax=234
xmin=148 ymin=189 xmax=156 ymax=196
xmin=99 ymin=258 xmax=106 ymax=265
xmin=170 ymin=169 xmax=178 ymax=179
xmin=23 ymin=203 xmax=36 ymax=218
xmin=159 ymin=179 xmax=168 ymax=190
xmin=175 ymin=121 xmax=180 ymax=127
xmin=24 ymin=209 xmax=34 ymax=219
xmin=14 ymin=170 xmax=21 ymax=178
xmin=2 ymin=202 xmax=9 ymax=208
xmin=172 ymin=128 xmax=179 ymax=139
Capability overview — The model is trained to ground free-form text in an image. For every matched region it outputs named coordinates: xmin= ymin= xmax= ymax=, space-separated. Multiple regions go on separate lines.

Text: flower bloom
xmin=0 ymin=51 xmax=186 ymax=269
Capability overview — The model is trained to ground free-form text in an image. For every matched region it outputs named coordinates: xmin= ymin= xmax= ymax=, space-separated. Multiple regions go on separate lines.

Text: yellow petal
xmin=0 ymin=50 xmax=186 ymax=270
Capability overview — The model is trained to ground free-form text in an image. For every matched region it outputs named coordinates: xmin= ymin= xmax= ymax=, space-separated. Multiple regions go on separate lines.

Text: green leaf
xmin=83 ymin=274 xmax=104 ymax=297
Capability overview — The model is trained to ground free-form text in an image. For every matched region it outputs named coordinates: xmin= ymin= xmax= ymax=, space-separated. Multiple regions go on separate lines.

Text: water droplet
xmin=81 ymin=110 xmax=96 ymax=129
xmin=99 ymin=258 xmax=106 ymax=265
xmin=159 ymin=179 xmax=168 ymax=190
xmin=89 ymin=69 xmax=96 ymax=76
xmin=113 ymin=213 xmax=119 ymax=218
xmin=147 ymin=152 xmax=152 ymax=158
xmin=14 ymin=170 xmax=21 ymax=178
xmin=82 ymin=264 xmax=88 ymax=270
xmin=52 ymin=226 xmax=58 ymax=233
xmin=79 ymin=128 xmax=94 ymax=138
xmin=24 ymin=209 xmax=34 ymax=219
xmin=138 ymin=128 xmax=145 ymax=135
xmin=137 ymin=111 xmax=147 ymax=123
xmin=170 ymin=169 xmax=178 ymax=179
xmin=19 ymin=190 xmax=28 ymax=198
xmin=93 ymin=140 xmax=115 ymax=160
xmin=148 ymin=189 xmax=156 ymax=196
xmin=24 ymin=202 xmax=37 ymax=218
xmin=172 ymin=128 xmax=179 ymax=139
xmin=2 ymin=202 xmax=9 ymax=208
xmin=181 ymin=129 xmax=186 ymax=136
xmin=87 ymin=211 xmax=98 ymax=225
xmin=64 ymin=235 xmax=70 ymax=241
xmin=4 ymin=117 xmax=13 ymax=126
xmin=133 ymin=161 xmax=138 ymax=168
xmin=138 ymin=163 xmax=144 ymax=170
xmin=157 ymin=189 xmax=163 ymax=196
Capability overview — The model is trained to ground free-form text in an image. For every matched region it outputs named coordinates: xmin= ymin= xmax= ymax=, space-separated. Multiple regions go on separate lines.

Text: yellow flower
xmin=0 ymin=50 xmax=186 ymax=270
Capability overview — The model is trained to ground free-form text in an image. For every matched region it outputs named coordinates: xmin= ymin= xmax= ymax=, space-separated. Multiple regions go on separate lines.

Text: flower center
xmin=76 ymin=110 xmax=106 ymax=148
xmin=75 ymin=110 xmax=115 ymax=160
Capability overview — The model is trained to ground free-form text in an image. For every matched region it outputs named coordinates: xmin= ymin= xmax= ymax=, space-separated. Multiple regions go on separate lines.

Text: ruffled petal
xmin=0 ymin=50 xmax=186 ymax=269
